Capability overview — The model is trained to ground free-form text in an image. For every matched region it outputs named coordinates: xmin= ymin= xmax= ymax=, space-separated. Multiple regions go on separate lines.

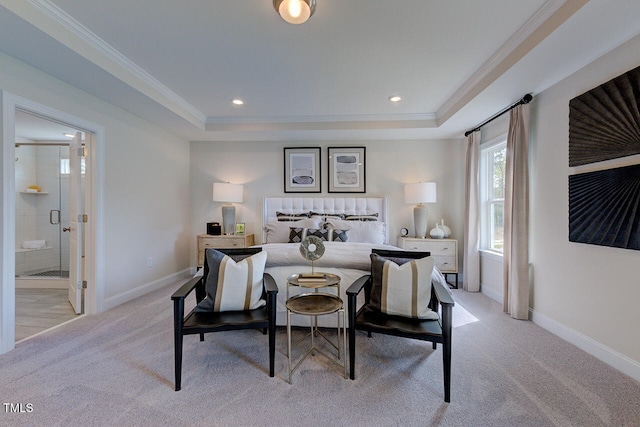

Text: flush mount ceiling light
xmin=231 ymin=98 xmax=244 ymax=106
xmin=389 ymin=95 xmax=402 ymax=103
xmin=274 ymin=0 xmax=316 ymax=24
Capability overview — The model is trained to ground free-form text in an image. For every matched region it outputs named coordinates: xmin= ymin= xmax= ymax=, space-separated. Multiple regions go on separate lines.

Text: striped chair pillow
xmin=368 ymin=253 xmax=438 ymax=319
xmin=195 ymin=249 xmax=267 ymax=312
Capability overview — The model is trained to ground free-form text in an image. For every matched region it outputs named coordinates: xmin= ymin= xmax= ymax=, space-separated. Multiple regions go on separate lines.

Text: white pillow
xmin=325 ymin=218 xmax=384 ymax=244
xmin=196 ymin=250 xmax=267 ymax=312
xmin=265 ymin=217 xmax=322 ymax=243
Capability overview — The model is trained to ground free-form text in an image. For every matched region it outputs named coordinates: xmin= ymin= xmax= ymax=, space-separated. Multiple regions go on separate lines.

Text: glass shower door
xmin=15 ymin=144 xmax=70 ymax=279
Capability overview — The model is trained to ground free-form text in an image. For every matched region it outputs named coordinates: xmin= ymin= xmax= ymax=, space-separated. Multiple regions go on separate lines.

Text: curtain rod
xmin=464 ymin=93 xmax=532 ymax=137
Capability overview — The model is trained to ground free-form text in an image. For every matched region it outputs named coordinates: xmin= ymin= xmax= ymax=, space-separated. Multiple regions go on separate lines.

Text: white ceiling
xmin=2 ymin=0 xmax=640 ymax=142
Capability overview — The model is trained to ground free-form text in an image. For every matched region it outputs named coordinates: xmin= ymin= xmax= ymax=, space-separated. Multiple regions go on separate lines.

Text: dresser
xmin=397 ymin=237 xmax=458 ymax=288
xmin=197 ymin=234 xmax=255 ymax=267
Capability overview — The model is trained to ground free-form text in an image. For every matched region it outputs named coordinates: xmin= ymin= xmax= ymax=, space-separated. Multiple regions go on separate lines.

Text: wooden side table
xmin=397 ymin=237 xmax=459 ymax=288
xmin=197 ymin=234 xmax=254 ymax=267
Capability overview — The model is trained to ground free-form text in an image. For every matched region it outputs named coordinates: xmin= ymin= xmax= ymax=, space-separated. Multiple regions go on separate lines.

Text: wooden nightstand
xmin=197 ymin=234 xmax=255 ymax=267
xmin=397 ymin=237 xmax=458 ymax=288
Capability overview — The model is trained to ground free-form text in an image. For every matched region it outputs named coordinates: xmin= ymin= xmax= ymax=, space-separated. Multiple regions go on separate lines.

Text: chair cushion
xmin=195 ymin=249 xmax=267 ymax=312
xmin=368 ymin=253 xmax=438 ymax=319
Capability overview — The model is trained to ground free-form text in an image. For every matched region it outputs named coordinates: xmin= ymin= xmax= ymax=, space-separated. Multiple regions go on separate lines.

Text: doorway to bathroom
xmin=13 ymin=110 xmax=87 ymax=340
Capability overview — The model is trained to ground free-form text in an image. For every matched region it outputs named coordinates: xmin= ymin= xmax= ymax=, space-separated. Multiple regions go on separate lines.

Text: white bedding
xmin=255 ymin=241 xmax=449 ymax=327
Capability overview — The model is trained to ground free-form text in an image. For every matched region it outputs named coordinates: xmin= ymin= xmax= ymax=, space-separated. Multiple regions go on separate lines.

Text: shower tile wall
xmin=15 ymin=145 xmax=68 ymax=276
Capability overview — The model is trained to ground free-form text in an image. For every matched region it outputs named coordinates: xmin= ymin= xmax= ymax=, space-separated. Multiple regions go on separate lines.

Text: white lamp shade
xmin=404 ymin=182 xmax=437 ymax=204
xmin=212 ymin=183 xmax=243 ymax=203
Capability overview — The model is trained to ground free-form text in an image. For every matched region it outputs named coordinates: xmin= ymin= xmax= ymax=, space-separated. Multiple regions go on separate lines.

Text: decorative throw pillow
xmin=325 ymin=218 xmax=385 ymax=244
xmin=310 ymin=212 xmax=345 ymax=221
xmin=330 ymin=228 xmax=349 ymax=242
xmin=195 ymin=249 xmax=267 ymax=312
xmin=288 ymin=227 xmax=349 ymax=243
xmin=368 ymin=253 xmax=438 ymax=319
xmin=276 ymin=211 xmax=310 ymax=221
xmin=265 ymin=217 xmax=322 ymax=243
xmin=344 ymin=213 xmax=379 ymax=221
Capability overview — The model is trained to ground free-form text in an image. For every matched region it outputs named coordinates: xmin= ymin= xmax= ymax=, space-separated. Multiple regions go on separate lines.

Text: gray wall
xmin=1 ymin=50 xmax=192 ymax=315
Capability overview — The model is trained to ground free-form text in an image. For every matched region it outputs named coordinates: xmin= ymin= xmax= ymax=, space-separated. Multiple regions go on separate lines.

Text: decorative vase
xmin=429 ymin=223 xmax=445 ymax=239
xmin=440 ymin=219 xmax=451 ymax=238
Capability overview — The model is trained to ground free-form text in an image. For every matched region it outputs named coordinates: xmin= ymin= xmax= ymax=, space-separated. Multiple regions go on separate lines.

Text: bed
xmin=257 ymin=197 xmax=397 ymax=326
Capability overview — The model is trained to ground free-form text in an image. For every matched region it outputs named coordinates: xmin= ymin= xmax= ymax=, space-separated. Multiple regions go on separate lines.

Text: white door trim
xmin=0 ymin=91 xmax=105 ymax=354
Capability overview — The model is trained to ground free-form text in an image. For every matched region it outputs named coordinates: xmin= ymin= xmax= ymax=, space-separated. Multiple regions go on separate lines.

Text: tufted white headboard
xmin=262 ymin=197 xmax=389 ymax=244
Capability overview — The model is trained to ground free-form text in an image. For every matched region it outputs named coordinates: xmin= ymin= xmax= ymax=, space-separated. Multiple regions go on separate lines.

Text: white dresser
xmin=397 ymin=237 xmax=458 ymax=288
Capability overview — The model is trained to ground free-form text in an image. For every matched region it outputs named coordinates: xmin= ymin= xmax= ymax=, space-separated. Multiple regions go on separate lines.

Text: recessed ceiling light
xmin=231 ymin=98 xmax=244 ymax=106
xmin=389 ymin=95 xmax=402 ymax=103
xmin=63 ymin=133 xmax=75 ymax=138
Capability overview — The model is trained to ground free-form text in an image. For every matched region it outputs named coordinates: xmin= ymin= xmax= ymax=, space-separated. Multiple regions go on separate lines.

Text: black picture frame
xmin=328 ymin=146 xmax=366 ymax=193
xmin=284 ymin=147 xmax=321 ymax=193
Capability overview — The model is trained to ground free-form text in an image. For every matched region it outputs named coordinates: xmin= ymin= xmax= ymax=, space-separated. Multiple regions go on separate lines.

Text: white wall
xmin=529 ymin=34 xmax=640 ymax=378
xmin=1 ymin=51 xmax=192 ymax=313
xmin=190 ymin=139 xmax=466 ymax=269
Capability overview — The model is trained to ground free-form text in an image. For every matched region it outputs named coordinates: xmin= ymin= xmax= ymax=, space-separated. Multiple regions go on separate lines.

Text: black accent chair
xmin=171 ymin=247 xmax=278 ymax=391
xmin=346 ymin=249 xmax=455 ymax=402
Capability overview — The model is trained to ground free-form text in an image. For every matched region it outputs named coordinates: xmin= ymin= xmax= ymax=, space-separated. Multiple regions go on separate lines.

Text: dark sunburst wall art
xmin=569 ymin=64 xmax=640 ymax=167
xmin=569 ymin=164 xmax=640 ymax=250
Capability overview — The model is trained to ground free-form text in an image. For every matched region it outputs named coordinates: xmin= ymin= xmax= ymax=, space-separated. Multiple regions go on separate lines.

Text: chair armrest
xmin=432 ymin=276 xmax=455 ymax=307
xmin=171 ymin=276 xmax=202 ymax=301
xmin=346 ymin=274 xmax=371 ymax=297
xmin=263 ymin=273 xmax=278 ymax=295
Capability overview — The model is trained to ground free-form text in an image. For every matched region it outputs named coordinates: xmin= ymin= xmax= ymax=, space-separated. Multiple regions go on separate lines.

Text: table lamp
xmin=404 ymin=182 xmax=437 ymax=238
xmin=213 ymin=182 xmax=243 ymax=235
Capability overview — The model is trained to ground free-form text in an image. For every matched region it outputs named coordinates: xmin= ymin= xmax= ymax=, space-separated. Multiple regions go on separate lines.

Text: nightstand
xmin=397 ymin=237 xmax=458 ymax=288
xmin=197 ymin=234 xmax=255 ymax=267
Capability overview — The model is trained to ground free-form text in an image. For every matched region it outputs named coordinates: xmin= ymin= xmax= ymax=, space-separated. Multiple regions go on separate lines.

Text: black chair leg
xmin=199 ymin=333 xmax=204 ymax=341
xmin=268 ymin=323 xmax=275 ymax=377
xmin=173 ymin=300 xmax=184 ymax=391
xmin=442 ymin=306 xmax=453 ymax=403
xmin=347 ymin=294 xmax=357 ymax=380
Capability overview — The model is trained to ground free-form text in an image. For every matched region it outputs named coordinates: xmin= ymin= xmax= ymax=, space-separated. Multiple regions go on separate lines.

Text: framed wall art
xmin=284 ymin=147 xmax=321 ymax=193
xmin=569 ymin=163 xmax=640 ymax=250
xmin=569 ymin=64 xmax=640 ymax=167
xmin=235 ymin=222 xmax=245 ymax=235
xmin=328 ymin=146 xmax=366 ymax=193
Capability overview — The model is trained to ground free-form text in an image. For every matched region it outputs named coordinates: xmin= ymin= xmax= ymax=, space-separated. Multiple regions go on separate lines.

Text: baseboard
xmin=480 ymin=286 xmax=502 ymax=303
xmin=103 ymin=269 xmax=191 ymax=311
xmin=530 ymin=308 xmax=640 ymax=383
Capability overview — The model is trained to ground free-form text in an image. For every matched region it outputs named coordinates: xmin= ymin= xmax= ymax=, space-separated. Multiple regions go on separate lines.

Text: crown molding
xmin=4 ymin=0 xmax=206 ymax=129
xmin=205 ymin=113 xmax=438 ymax=133
xmin=437 ymin=0 xmax=588 ymax=125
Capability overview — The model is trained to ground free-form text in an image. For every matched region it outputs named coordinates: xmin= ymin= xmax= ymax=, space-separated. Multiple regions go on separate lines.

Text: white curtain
xmin=503 ymin=104 xmax=530 ymax=319
xmin=463 ymin=131 xmax=480 ymax=292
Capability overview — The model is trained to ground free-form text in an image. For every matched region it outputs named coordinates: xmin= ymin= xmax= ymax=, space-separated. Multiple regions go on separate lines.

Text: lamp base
xmin=221 ymin=204 xmax=235 ymax=235
xmin=413 ymin=204 xmax=428 ymax=238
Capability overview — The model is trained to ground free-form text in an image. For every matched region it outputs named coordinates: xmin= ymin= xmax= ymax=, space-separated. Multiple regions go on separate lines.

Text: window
xmin=480 ymin=138 xmax=506 ymax=253
xmin=60 ymin=158 xmax=86 ymax=175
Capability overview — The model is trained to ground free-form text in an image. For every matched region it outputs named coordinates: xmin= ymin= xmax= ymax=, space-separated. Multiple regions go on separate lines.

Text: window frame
xmin=480 ymin=135 xmax=507 ymax=255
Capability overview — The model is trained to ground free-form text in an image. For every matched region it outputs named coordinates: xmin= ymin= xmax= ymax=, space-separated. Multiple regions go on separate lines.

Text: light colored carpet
xmin=1 ymin=281 xmax=639 ymax=426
